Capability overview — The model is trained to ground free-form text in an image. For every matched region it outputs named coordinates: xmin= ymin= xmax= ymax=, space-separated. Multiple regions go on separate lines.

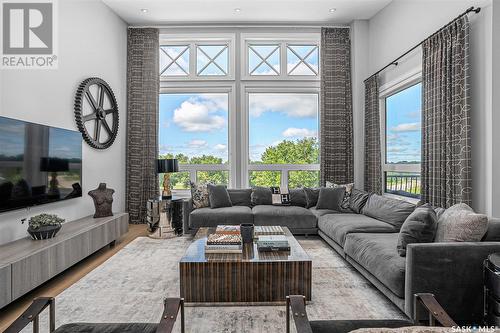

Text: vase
xmin=28 ymin=225 xmax=61 ymax=240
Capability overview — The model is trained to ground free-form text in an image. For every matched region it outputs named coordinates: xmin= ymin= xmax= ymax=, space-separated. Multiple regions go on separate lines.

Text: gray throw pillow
xmin=434 ymin=203 xmax=488 ymax=242
xmin=361 ymin=194 xmax=415 ymax=229
xmin=251 ymin=187 xmax=272 ymax=206
xmin=397 ymin=204 xmax=437 ymax=257
xmin=326 ymin=181 xmax=354 ymax=211
xmin=227 ymin=189 xmax=252 ymax=207
xmin=349 ymin=189 xmax=370 ymax=214
xmin=190 ymin=182 xmax=211 ymax=209
xmin=316 ymin=187 xmax=345 ymax=211
xmin=304 ymin=187 xmax=320 ymax=208
xmin=289 ymin=189 xmax=307 ymax=207
xmin=207 ymin=184 xmax=232 ymax=209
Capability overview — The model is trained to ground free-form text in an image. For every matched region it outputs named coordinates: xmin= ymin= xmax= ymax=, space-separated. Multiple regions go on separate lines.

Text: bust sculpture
xmin=88 ymin=183 xmax=114 ymax=218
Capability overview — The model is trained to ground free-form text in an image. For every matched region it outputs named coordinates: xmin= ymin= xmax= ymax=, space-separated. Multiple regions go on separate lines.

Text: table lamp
xmin=157 ymin=158 xmax=179 ymax=199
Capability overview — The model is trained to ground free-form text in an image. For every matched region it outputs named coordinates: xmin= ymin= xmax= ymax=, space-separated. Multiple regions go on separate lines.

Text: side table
xmin=484 ymin=253 xmax=500 ymax=326
xmin=147 ymin=197 xmax=183 ymax=238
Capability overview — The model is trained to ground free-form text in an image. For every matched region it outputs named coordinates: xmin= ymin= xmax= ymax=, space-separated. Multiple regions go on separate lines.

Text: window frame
xmin=379 ymin=70 xmax=422 ymax=199
xmin=159 ymin=33 xmax=235 ymax=81
xmin=241 ymin=83 xmax=321 ymax=189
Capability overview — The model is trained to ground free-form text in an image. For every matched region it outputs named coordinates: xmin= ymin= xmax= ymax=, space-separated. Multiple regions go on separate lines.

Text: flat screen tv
xmin=0 ymin=116 xmax=82 ymax=213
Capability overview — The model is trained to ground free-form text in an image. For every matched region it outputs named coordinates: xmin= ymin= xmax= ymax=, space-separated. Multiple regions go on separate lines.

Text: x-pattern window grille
xmin=196 ymin=45 xmax=229 ymax=76
xmin=160 ymin=45 xmax=190 ymax=76
xmin=287 ymin=45 xmax=318 ymax=76
xmin=248 ymin=44 xmax=280 ymax=76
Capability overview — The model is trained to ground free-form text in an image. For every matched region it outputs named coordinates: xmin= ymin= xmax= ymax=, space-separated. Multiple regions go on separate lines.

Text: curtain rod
xmin=365 ymin=6 xmax=481 ymax=82
xmin=129 ymin=24 xmax=349 ymax=29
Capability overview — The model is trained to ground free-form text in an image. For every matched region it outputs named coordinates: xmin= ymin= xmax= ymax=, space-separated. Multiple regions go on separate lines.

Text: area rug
xmin=26 ymin=236 xmax=405 ymax=333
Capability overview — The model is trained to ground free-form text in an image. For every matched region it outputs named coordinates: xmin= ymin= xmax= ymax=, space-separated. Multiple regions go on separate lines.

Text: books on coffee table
xmin=215 ymin=225 xmax=240 ymax=235
xmin=207 ymin=233 xmax=242 ymax=245
xmin=205 ymin=226 xmax=243 ymax=254
xmin=254 ymin=226 xmax=285 ymax=236
xmin=205 ymin=244 xmax=242 ymax=254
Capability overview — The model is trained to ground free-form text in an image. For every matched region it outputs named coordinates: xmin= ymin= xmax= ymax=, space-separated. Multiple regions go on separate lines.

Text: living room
xmin=0 ymin=0 xmax=499 ymax=332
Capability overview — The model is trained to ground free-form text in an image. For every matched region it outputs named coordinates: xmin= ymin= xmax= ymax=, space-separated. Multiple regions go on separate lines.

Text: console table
xmin=0 ymin=213 xmax=128 ymax=309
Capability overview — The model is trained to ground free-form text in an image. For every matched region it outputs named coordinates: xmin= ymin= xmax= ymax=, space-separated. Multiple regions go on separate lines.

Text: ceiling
xmin=102 ymin=0 xmax=393 ymax=25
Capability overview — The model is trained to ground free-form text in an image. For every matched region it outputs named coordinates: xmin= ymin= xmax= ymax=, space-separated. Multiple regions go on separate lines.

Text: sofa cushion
xmin=316 ymin=187 xmax=345 ymax=211
xmin=434 ymin=203 xmax=488 ymax=242
xmin=344 ymin=233 xmax=406 ymax=298
xmin=397 ymin=203 xmax=437 ymax=256
xmin=361 ymin=194 xmax=415 ymax=229
xmin=349 ymin=189 xmax=370 ymax=214
xmin=207 ymin=184 xmax=232 ymax=209
xmin=290 ymin=188 xmax=307 ymax=207
xmin=309 ymin=207 xmax=338 ymax=218
xmin=251 ymin=187 xmax=272 ymax=206
xmin=252 ymin=205 xmax=317 ymax=229
xmin=318 ymin=214 xmax=398 ymax=246
xmin=304 ymin=187 xmax=320 ymax=208
xmin=227 ymin=189 xmax=252 ymax=207
xmin=483 ymin=218 xmax=500 ymax=241
xmin=190 ymin=206 xmax=253 ymax=228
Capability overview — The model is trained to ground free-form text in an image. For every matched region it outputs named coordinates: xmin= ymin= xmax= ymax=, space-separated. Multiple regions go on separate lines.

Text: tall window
xmin=159 ymin=93 xmax=229 ymax=189
xmin=383 ymin=82 xmax=422 ymax=198
xmin=159 ymin=32 xmax=319 ymax=193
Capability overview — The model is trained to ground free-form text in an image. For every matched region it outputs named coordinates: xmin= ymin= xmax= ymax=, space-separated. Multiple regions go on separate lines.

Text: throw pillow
xmin=270 ymin=187 xmax=291 ymax=205
xmin=361 ymin=194 xmax=416 ymax=229
xmin=190 ymin=182 xmax=211 ymax=209
xmin=434 ymin=203 xmax=488 ymax=242
xmin=251 ymin=186 xmax=272 ymax=206
xmin=227 ymin=189 xmax=252 ymax=207
xmin=289 ymin=188 xmax=307 ymax=207
xmin=397 ymin=203 xmax=437 ymax=257
xmin=316 ymin=187 xmax=346 ymax=211
xmin=303 ymin=187 xmax=320 ymax=208
xmin=349 ymin=189 xmax=370 ymax=214
xmin=326 ymin=181 xmax=354 ymax=211
xmin=207 ymin=184 xmax=232 ymax=209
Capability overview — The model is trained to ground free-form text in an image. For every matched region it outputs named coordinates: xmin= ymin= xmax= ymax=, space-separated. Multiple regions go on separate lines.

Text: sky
xmin=158 ymin=93 xmax=319 ymax=163
xmin=385 ymin=82 xmax=422 ymax=163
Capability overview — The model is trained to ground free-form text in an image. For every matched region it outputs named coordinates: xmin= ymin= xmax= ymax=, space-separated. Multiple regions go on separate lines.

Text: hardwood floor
xmin=0 ymin=224 xmax=149 ymax=331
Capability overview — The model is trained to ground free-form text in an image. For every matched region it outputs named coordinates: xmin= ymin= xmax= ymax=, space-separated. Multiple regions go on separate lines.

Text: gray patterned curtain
xmin=364 ymin=75 xmax=382 ymax=194
xmin=421 ymin=16 xmax=471 ymax=208
xmin=126 ymin=28 xmax=159 ymax=224
xmin=320 ymin=28 xmax=353 ymax=186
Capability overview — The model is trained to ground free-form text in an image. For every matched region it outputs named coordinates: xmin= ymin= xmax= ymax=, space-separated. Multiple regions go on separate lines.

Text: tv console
xmin=0 ymin=213 xmax=128 ymax=309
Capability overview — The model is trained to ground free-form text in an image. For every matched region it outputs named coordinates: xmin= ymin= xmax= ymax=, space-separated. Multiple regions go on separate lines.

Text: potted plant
xmin=24 ymin=214 xmax=64 ymax=240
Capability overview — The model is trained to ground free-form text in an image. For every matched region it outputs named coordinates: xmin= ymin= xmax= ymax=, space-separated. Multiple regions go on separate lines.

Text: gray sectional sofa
xmin=182 ymin=187 xmax=500 ymax=324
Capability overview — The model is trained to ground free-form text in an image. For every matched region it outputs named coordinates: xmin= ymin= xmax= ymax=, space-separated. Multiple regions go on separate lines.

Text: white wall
xmin=0 ymin=0 xmax=127 ymax=245
xmin=363 ymin=0 xmax=495 ymax=215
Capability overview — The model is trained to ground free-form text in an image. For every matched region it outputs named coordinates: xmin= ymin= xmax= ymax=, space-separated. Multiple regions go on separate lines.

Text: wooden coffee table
xmin=179 ymin=227 xmax=312 ymax=304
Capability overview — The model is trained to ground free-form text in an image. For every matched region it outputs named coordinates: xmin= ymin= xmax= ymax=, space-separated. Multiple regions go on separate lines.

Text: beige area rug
xmin=25 ymin=236 xmax=405 ymax=333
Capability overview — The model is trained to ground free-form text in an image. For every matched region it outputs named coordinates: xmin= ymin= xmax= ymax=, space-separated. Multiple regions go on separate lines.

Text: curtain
xmin=421 ymin=16 xmax=471 ymax=208
xmin=126 ymin=28 xmax=159 ymax=224
xmin=320 ymin=28 xmax=353 ymax=186
xmin=364 ymin=75 xmax=382 ymax=194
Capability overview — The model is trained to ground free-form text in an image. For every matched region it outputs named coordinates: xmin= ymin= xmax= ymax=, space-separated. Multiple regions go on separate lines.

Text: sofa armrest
xmin=405 ymin=241 xmax=500 ymax=323
xmin=182 ymin=199 xmax=193 ymax=234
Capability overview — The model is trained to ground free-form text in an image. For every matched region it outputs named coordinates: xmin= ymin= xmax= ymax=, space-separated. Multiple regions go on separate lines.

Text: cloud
xmin=282 ymin=128 xmax=317 ymax=138
xmin=387 ymin=146 xmax=408 ymax=153
xmin=214 ymin=144 xmax=227 ymax=151
xmin=188 ymin=139 xmax=207 ymax=148
xmin=173 ymin=96 xmax=226 ymax=132
xmin=390 ymin=122 xmax=420 ymax=133
xmin=249 ymin=94 xmax=318 ymax=118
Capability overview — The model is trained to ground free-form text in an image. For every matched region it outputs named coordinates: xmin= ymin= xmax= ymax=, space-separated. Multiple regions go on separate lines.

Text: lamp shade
xmin=40 ymin=157 xmax=69 ymax=172
xmin=157 ymin=159 xmax=179 ymax=173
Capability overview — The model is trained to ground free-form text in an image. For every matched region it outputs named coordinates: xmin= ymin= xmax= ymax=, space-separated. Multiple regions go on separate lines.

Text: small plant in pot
xmin=24 ymin=214 xmax=64 ymax=240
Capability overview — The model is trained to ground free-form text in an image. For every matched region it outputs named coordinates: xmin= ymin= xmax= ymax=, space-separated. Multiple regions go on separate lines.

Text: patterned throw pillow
xmin=434 ymin=203 xmax=488 ymax=242
xmin=190 ymin=182 xmax=211 ymax=209
xmin=326 ymin=181 xmax=354 ymax=211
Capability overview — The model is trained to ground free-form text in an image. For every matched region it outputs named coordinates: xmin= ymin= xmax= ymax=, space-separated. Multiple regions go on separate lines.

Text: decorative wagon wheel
xmin=74 ymin=77 xmax=119 ymax=149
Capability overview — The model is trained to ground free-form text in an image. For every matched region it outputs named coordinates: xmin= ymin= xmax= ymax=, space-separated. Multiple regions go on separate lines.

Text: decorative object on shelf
xmin=240 ymin=223 xmax=254 ymax=244
xmin=74 ymin=77 xmax=119 ymax=149
xmin=24 ymin=213 xmax=64 ymax=240
xmin=147 ymin=197 xmax=184 ymax=239
xmin=157 ymin=159 xmax=179 ymax=199
xmin=88 ymin=183 xmax=114 ymax=218
xmin=40 ymin=157 xmax=69 ymax=198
